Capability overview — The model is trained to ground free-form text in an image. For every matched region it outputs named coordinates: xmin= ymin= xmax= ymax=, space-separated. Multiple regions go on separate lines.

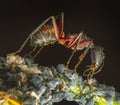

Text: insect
xmin=0 ymin=91 xmax=22 ymax=105
xmin=83 ymin=46 xmax=105 ymax=79
xmin=10 ymin=13 xmax=64 ymax=58
xmin=9 ymin=12 xmax=105 ymax=79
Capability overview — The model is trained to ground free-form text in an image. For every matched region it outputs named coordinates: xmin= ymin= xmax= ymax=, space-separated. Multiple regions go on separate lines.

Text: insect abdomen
xmin=30 ymin=25 xmax=57 ymax=46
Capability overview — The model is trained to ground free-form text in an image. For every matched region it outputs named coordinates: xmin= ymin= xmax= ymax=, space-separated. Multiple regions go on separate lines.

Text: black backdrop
xmin=0 ymin=1 xmax=120 ymax=104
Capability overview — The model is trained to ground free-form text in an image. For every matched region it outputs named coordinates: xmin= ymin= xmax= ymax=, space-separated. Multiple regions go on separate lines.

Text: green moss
xmin=82 ymin=85 xmax=91 ymax=94
xmin=94 ymin=96 xmax=120 ymax=105
xmin=69 ymin=83 xmax=82 ymax=96
xmin=112 ymin=97 xmax=120 ymax=105
xmin=94 ymin=95 xmax=108 ymax=105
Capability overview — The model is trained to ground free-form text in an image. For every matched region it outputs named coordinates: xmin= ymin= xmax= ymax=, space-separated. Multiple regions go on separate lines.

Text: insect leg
xmin=83 ymin=67 xmax=91 ymax=76
xmin=52 ymin=13 xmax=65 ymax=41
xmin=74 ymin=41 xmax=92 ymax=72
xmin=33 ymin=45 xmax=44 ymax=58
xmin=87 ymin=70 xmax=94 ymax=80
xmin=64 ymin=32 xmax=83 ymax=72
xmin=84 ymin=57 xmax=104 ymax=80
xmin=83 ymin=65 xmax=95 ymax=80
xmin=24 ymin=45 xmax=38 ymax=57
xmin=86 ymin=46 xmax=105 ymax=79
xmin=59 ymin=12 xmax=64 ymax=37
xmin=94 ymin=62 xmax=104 ymax=75
xmin=11 ymin=16 xmax=53 ymax=55
xmin=64 ymin=49 xmax=77 ymax=72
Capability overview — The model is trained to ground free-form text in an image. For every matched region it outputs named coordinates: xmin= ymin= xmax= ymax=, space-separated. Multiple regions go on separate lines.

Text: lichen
xmin=0 ymin=56 xmax=120 ymax=105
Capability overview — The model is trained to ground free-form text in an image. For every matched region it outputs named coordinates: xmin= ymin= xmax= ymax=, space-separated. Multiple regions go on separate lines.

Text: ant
xmin=8 ymin=12 xmax=105 ymax=79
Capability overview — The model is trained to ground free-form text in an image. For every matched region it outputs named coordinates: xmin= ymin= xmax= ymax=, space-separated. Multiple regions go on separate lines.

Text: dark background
xmin=0 ymin=0 xmax=120 ymax=104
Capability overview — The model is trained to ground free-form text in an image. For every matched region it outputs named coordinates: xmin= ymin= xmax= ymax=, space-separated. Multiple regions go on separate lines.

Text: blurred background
xmin=0 ymin=1 xmax=120 ymax=104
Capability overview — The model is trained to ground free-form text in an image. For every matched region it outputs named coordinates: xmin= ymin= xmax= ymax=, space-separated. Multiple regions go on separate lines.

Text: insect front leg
xmin=59 ymin=12 xmax=64 ymax=37
xmin=83 ymin=66 xmax=96 ymax=80
xmin=94 ymin=62 xmax=104 ymax=75
xmin=87 ymin=70 xmax=95 ymax=80
xmin=52 ymin=12 xmax=65 ymax=44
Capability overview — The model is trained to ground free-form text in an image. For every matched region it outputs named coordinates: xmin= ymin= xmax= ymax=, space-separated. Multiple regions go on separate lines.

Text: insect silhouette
xmin=9 ymin=12 xmax=105 ymax=79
